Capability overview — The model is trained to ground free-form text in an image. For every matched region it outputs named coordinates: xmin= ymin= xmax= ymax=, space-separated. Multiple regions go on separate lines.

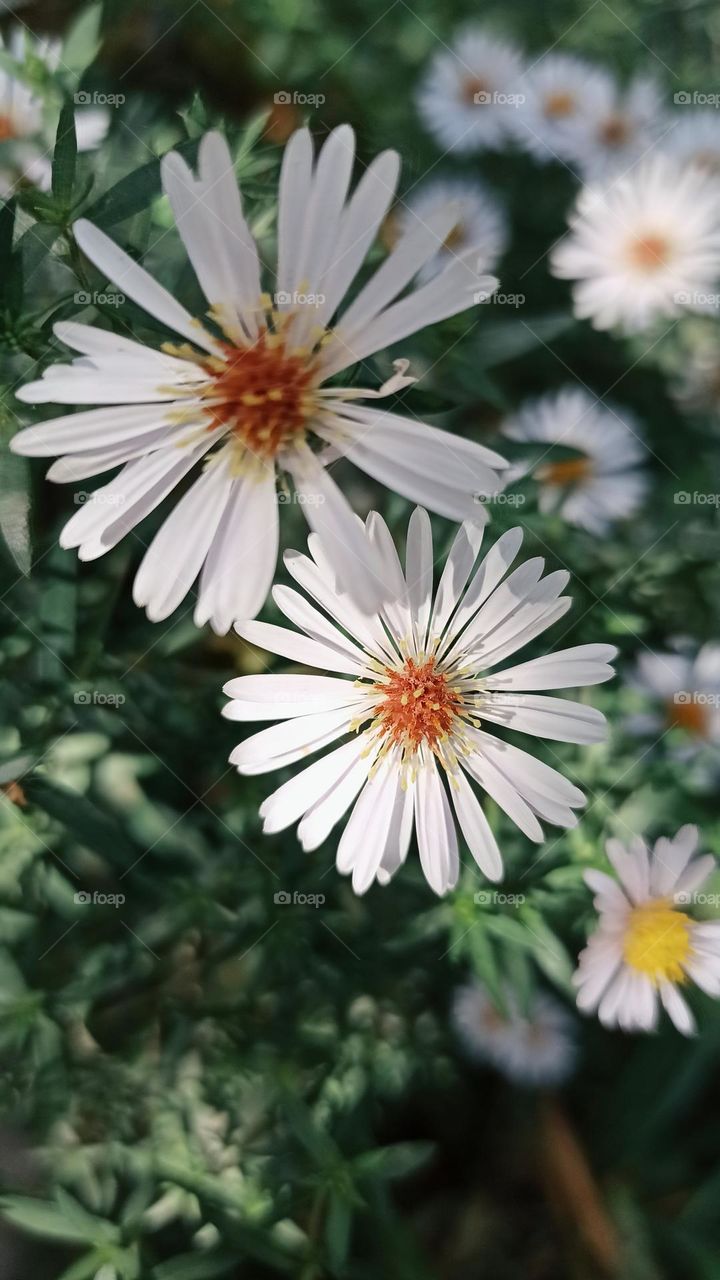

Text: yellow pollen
xmin=626 ymin=233 xmax=670 ymax=273
xmin=202 ymin=332 xmax=318 ymax=458
xmin=373 ymin=658 xmax=461 ymax=752
xmin=537 ymin=455 xmax=592 ymax=487
xmin=622 ymin=900 xmax=692 ymax=984
xmin=544 ymin=90 xmax=576 ymax=119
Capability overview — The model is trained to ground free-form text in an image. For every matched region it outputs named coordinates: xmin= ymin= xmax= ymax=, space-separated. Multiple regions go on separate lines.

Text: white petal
xmin=234 ymin=620 xmax=366 ymax=677
xmin=194 ymin=464 xmax=279 ymax=631
xmin=660 ymin=982 xmax=696 ymax=1035
xmin=405 ymin=507 xmax=433 ymax=653
xmin=448 ymin=768 xmax=503 ymax=880
xmin=298 ymin=738 xmax=377 ymax=851
xmin=259 ymin=736 xmax=369 ymax=835
xmin=484 ymin=644 xmax=618 ymax=691
xmin=477 ymin=694 xmax=608 ymax=745
xmin=415 ymin=755 xmax=459 ymax=895
xmin=230 ymin=705 xmax=358 ymax=775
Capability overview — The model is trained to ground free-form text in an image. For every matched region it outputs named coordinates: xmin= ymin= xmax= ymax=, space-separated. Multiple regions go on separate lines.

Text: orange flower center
xmin=462 ymin=75 xmax=492 ymax=106
xmin=599 ymin=114 xmax=631 ymax=147
xmin=0 ymin=114 xmax=16 ymax=142
xmin=537 ymin=455 xmax=592 ymax=487
xmin=692 ymin=148 xmax=720 ymax=175
xmin=203 ymin=334 xmax=317 ymax=458
xmin=544 ymin=90 xmax=576 ymax=119
xmin=627 ymin=233 xmax=670 ymax=272
xmin=374 ymin=658 xmax=461 ymax=751
xmin=667 ymin=695 xmax=709 ymax=737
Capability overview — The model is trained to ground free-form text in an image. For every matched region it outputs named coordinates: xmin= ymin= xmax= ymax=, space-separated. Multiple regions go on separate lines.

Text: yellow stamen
xmin=622 ymin=899 xmax=692 ymax=985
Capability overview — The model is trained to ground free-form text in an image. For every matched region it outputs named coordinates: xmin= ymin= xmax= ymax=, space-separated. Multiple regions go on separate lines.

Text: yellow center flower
xmin=622 ymin=900 xmax=692 ymax=984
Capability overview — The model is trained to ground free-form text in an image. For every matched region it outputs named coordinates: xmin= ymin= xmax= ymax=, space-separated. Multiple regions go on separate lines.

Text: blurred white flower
xmin=514 ymin=54 xmax=615 ymax=167
xmin=664 ymin=108 xmax=720 ymax=177
xmin=574 ymin=826 xmax=720 ymax=1035
xmin=225 ymin=507 xmax=616 ymax=895
xmin=551 ymin=155 xmax=720 ymax=332
xmin=452 ymin=981 xmax=578 ymax=1085
xmin=416 ymin=27 xmax=524 ymax=154
xmin=568 ymin=73 xmax=665 ymax=182
xmin=502 ymin=387 xmax=648 ymax=534
xmin=12 ymin=127 xmax=506 ymax=631
xmin=0 ymin=28 xmax=109 ymax=195
xmin=393 ymin=176 xmax=507 ymax=280
xmin=626 ymin=644 xmax=720 ymax=751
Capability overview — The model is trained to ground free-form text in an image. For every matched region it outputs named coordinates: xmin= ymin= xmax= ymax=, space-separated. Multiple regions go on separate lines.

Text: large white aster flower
xmin=0 ymin=28 xmax=109 ymax=196
xmin=12 ymin=126 xmax=507 ymax=629
xmin=452 ymin=980 xmax=577 ymax=1085
xmin=502 ymin=387 xmax=648 ymax=535
xmin=574 ymin=826 xmax=720 ymax=1035
xmin=416 ymin=27 xmax=525 ymax=154
xmin=224 ymin=508 xmax=616 ymax=896
xmin=392 ymin=176 xmax=507 ymax=281
xmin=550 ymin=155 xmax=720 ymax=332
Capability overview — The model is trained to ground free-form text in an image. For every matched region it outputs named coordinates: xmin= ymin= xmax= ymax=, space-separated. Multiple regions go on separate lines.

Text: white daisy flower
xmin=550 ymin=155 xmax=720 ymax=332
xmin=664 ymin=109 xmax=720 ymax=177
xmin=0 ymin=29 xmax=109 ymax=196
xmin=392 ymin=177 xmax=507 ymax=280
xmin=514 ymin=54 xmax=615 ymax=166
xmin=574 ymin=826 xmax=720 ymax=1035
xmin=11 ymin=126 xmax=507 ymax=630
xmin=452 ymin=980 xmax=577 ymax=1085
xmin=416 ymin=27 xmax=524 ymax=154
xmin=224 ymin=507 xmax=616 ymax=896
xmin=627 ymin=644 xmax=720 ymax=750
xmin=502 ymin=387 xmax=648 ymax=535
xmin=568 ymin=73 xmax=665 ymax=183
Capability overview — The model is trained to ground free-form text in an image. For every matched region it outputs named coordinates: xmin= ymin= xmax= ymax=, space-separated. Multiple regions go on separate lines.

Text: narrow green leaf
xmin=0 ymin=434 xmax=31 ymax=575
xmin=52 ymin=100 xmax=78 ymax=207
xmin=22 ymin=776 xmax=138 ymax=868
xmin=0 ymin=1196 xmax=89 ymax=1243
xmin=61 ymin=4 xmax=103 ymax=81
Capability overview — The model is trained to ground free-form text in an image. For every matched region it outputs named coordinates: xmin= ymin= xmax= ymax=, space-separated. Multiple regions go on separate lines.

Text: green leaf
xmin=152 ymin=1251 xmax=237 ymax=1279
xmin=82 ymin=138 xmax=201 ymax=229
xmin=0 ymin=428 xmax=31 ymax=576
xmin=352 ymin=1141 xmax=434 ymax=1181
xmin=22 ymin=776 xmax=139 ymax=868
xmin=0 ymin=1196 xmax=90 ymax=1243
xmin=61 ymin=4 xmax=103 ymax=82
xmin=52 ymin=100 xmax=79 ymax=208
xmin=476 ymin=311 xmax=575 ymax=368
xmin=325 ymin=1192 xmax=352 ymax=1272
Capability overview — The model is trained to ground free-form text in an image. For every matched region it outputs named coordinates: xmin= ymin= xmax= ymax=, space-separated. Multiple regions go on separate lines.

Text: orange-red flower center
xmin=0 ymin=115 xmax=16 ymax=142
xmin=544 ymin=90 xmax=576 ymax=119
xmin=374 ymin=658 xmax=461 ymax=751
xmin=599 ymin=114 xmax=631 ymax=147
xmin=627 ymin=233 xmax=670 ymax=273
xmin=667 ymin=696 xmax=709 ymax=737
xmin=204 ymin=334 xmax=317 ymax=458
xmin=537 ymin=456 xmax=592 ymax=487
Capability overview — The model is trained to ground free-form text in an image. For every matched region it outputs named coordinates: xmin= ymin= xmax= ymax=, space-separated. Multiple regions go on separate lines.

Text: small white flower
xmin=502 ymin=387 xmax=648 ymax=535
xmin=551 ymin=155 xmax=720 ymax=332
xmin=0 ymin=29 xmax=109 ymax=195
xmin=224 ymin=508 xmax=616 ymax=896
xmin=568 ymin=73 xmax=665 ymax=183
xmin=452 ymin=981 xmax=578 ymax=1085
xmin=574 ymin=826 xmax=720 ymax=1035
xmin=416 ymin=27 xmax=524 ymax=154
xmin=12 ymin=126 xmax=507 ymax=630
xmin=514 ymin=54 xmax=615 ymax=167
xmin=664 ymin=109 xmax=720 ymax=177
xmin=627 ymin=644 xmax=720 ymax=751
xmin=393 ymin=176 xmax=507 ymax=280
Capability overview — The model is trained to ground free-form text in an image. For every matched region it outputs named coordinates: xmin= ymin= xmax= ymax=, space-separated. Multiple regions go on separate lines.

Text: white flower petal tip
xmin=228 ymin=508 xmax=614 ymax=895
xmin=16 ymin=126 xmax=507 ymax=628
xmin=574 ymin=827 xmax=720 ymax=1036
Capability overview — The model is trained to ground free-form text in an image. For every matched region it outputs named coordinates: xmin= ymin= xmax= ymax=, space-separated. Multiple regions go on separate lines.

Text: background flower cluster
xmin=1 ymin=1 xmax=720 ymax=1278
